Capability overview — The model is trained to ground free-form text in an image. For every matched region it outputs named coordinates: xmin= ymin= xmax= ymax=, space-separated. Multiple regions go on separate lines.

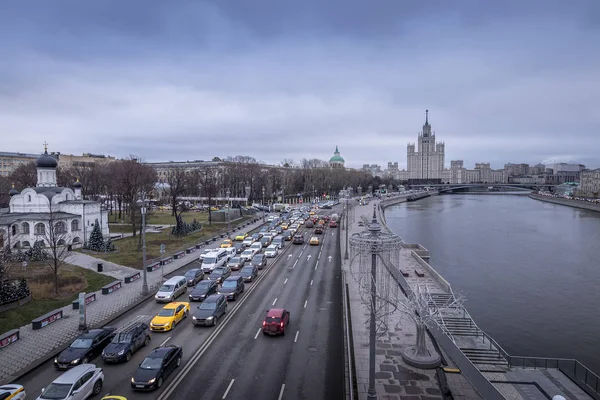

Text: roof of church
xmin=329 ymin=145 xmax=345 ymax=163
xmin=0 ymin=211 xmax=80 ymax=225
xmin=33 ymin=187 xmax=69 ymax=200
xmin=36 ymin=149 xmax=58 ymax=168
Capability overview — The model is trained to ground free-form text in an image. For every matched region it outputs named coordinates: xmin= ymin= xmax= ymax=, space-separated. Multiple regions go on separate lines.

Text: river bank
xmin=529 ymin=193 xmax=600 ymax=213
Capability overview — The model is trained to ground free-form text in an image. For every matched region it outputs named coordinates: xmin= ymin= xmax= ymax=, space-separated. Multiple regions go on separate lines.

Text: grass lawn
xmin=107 ymin=210 xmax=212 ymax=226
xmin=95 ymin=215 xmax=255 ymax=269
xmin=0 ymin=263 xmax=115 ymax=335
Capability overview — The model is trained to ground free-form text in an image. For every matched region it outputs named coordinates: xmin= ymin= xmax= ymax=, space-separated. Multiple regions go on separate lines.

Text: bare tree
xmin=165 ymin=168 xmax=188 ymax=219
xmin=197 ymin=167 xmax=218 ymax=225
xmin=41 ymin=203 xmax=72 ymax=295
xmin=9 ymin=162 xmax=37 ymax=189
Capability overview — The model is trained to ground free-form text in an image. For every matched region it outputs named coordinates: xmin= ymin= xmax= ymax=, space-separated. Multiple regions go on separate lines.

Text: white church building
xmin=0 ymin=146 xmax=109 ymax=250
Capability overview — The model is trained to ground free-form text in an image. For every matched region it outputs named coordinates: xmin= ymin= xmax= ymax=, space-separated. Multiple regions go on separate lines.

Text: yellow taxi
xmin=235 ymin=232 xmax=248 ymax=241
xmin=309 ymin=236 xmax=319 ymax=246
xmin=309 ymin=211 xmax=316 ymax=215
xmin=280 ymin=223 xmax=289 ymax=230
xmin=0 ymin=384 xmax=25 ymax=400
xmin=150 ymin=302 xmax=190 ymax=332
xmin=220 ymin=239 xmax=233 ymax=248
xmin=101 ymin=397 xmax=127 ymax=400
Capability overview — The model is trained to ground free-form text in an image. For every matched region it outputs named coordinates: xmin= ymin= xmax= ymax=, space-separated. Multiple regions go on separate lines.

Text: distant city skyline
xmin=1 ymin=1 xmax=599 ymax=168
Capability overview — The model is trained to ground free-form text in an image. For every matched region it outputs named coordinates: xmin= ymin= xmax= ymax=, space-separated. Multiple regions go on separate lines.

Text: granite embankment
xmin=529 ymin=193 xmax=600 ymax=213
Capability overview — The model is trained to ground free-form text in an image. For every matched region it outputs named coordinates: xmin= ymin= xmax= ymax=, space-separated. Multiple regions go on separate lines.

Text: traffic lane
xmin=170 ymin=241 xmax=321 ymax=399
xmin=284 ymin=223 xmax=344 ymax=400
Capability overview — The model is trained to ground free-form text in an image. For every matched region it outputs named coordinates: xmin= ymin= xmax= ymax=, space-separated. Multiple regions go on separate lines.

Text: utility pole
xmin=137 ymin=193 xmax=149 ymax=296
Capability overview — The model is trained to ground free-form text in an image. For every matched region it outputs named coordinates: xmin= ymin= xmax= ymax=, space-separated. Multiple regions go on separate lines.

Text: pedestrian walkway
xmin=0 ymin=217 xmax=266 ymax=385
xmin=341 ymin=199 xmax=482 ymax=400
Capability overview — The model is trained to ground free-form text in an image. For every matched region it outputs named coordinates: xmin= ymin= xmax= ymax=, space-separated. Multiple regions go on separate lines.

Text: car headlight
xmin=131 ymin=377 xmax=135 ymax=383
xmin=54 ymin=358 xmax=58 ymax=363
xmin=118 ymin=349 xmax=125 ymax=355
xmin=148 ymin=378 xmax=156 ymax=384
xmin=206 ymin=316 xmax=214 ymax=320
xmin=71 ymin=358 xmax=80 ymax=364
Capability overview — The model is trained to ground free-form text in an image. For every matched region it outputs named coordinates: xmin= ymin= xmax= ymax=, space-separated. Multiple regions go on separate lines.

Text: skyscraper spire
xmin=425 ymin=109 xmax=429 ymax=125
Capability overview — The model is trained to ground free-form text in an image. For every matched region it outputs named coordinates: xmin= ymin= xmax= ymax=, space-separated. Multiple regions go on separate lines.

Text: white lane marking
xmin=332 ymin=232 xmax=334 ymax=236
xmin=254 ymin=328 xmax=261 ymax=340
xmin=328 ymin=256 xmax=332 ymax=262
xmin=278 ymin=384 xmax=286 ymax=400
xmin=307 ymin=254 xmax=312 ymax=260
xmin=294 ymin=331 xmax=299 ymax=343
xmin=222 ymin=379 xmax=235 ymax=399
xmin=160 ymin=337 xmax=171 ymax=346
xmin=310 ymin=280 xmax=313 ymax=286
xmin=272 ymin=298 xmax=278 ymax=306
xmin=284 ymin=278 xmax=288 ymax=284
xmin=299 ymin=250 xmax=303 ymax=257
xmin=304 ymin=300 xmax=307 ymax=308
xmin=293 ymin=260 xmax=298 ymax=268
xmin=314 ymin=262 xmax=318 ymax=270
xmin=287 ymin=254 xmax=292 ymax=260
xmin=318 ymin=250 xmax=321 ymax=259
xmin=303 ymin=244 xmax=307 ymax=249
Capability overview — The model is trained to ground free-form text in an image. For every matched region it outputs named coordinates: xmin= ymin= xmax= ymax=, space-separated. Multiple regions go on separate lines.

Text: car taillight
xmin=280 ymin=322 xmax=284 ymax=327
xmin=263 ymin=321 xmax=266 ymax=327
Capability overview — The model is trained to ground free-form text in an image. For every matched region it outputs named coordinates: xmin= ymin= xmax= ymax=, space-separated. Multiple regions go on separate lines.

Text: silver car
xmin=38 ymin=364 xmax=103 ymax=400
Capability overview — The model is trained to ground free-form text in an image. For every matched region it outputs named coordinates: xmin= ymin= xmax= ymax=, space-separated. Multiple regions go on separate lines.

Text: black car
xmin=250 ymin=254 xmax=267 ymax=270
xmin=54 ymin=327 xmax=116 ymax=369
xmin=260 ymin=236 xmax=271 ymax=247
xmin=233 ymin=242 xmax=245 ymax=254
xmin=188 ymin=280 xmax=218 ymax=302
xmin=283 ymin=231 xmax=293 ymax=241
xmin=102 ymin=322 xmax=151 ymax=363
xmin=227 ymin=256 xmax=246 ymax=271
xmin=206 ymin=266 xmax=231 ymax=284
xmin=131 ymin=345 xmax=183 ymax=391
xmin=240 ymin=265 xmax=258 ymax=282
xmin=292 ymin=234 xmax=304 ymax=244
xmin=218 ymin=276 xmax=245 ymax=301
xmin=184 ymin=268 xmax=204 ymax=286
xmin=192 ymin=294 xmax=228 ymax=326
xmin=251 ymin=233 xmax=262 ymax=241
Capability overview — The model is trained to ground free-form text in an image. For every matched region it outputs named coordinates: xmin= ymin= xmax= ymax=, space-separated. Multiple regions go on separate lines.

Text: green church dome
xmin=329 ymin=145 xmax=345 ymax=163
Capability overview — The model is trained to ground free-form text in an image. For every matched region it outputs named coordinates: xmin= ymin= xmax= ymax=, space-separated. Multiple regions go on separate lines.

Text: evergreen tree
xmin=27 ymin=241 xmax=47 ymax=261
xmin=86 ymin=219 xmax=105 ymax=251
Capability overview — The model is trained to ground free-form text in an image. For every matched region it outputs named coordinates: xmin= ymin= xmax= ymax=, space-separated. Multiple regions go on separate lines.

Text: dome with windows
xmin=329 ymin=146 xmax=345 ymax=168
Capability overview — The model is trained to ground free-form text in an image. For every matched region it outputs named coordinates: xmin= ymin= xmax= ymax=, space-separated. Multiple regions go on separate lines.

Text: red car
xmin=262 ymin=308 xmax=290 ymax=336
xmin=329 ymin=220 xmax=337 ymax=228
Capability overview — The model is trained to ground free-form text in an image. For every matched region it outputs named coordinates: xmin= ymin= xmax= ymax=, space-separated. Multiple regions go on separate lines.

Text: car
xmin=243 ymin=237 xmax=255 ymax=247
xmin=220 ymin=239 xmax=233 ymax=248
xmin=329 ymin=220 xmax=337 ymax=228
xmin=227 ymin=256 xmax=246 ymax=271
xmin=235 ymin=233 xmax=248 ymax=241
xmin=131 ymin=345 xmax=182 ymax=391
xmin=283 ymin=231 xmax=293 ymax=241
xmin=192 ymin=294 xmax=228 ymax=326
xmin=260 ymin=236 xmax=271 ymax=247
xmin=250 ymin=253 xmax=267 ymax=270
xmin=240 ymin=265 xmax=258 ymax=282
xmin=184 ymin=268 xmax=204 ymax=286
xmin=292 ymin=234 xmax=304 ymax=244
xmin=218 ymin=276 xmax=245 ymax=300
xmin=101 ymin=396 xmax=127 ymax=400
xmin=233 ymin=242 xmax=245 ymax=254
xmin=249 ymin=242 xmax=263 ymax=253
xmin=40 ymin=364 xmax=104 ymax=400
xmin=206 ymin=266 xmax=231 ymax=284
xmin=251 ymin=233 xmax=262 ymax=241
xmin=102 ymin=322 xmax=151 ymax=363
xmin=275 ymin=226 xmax=283 ymax=234
xmin=0 ymin=384 xmax=25 ymax=400
xmin=262 ymin=308 xmax=290 ymax=336
xmin=54 ymin=327 xmax=116 ymax=369
xmin=310 ymin=236 xmax=319 ymax=245
xmin=265 ymin=244 xmax=279 ymax=258
xmin=314 ymin=225 xmax=324 ymax=234
xmin=149 ymin=302 xmax=190 ymax=332
xmin=240 ymin=249 xmax=256 ymax=262
xmin=305 ymin=220 xmax=314 ymax=228
xmin=188 ymin=279 xmax=219 ymax=301
xmin=280 ymin=223 xmax=289 ymax=230
xmin=199 ymin=248 xmax=218 ymax=262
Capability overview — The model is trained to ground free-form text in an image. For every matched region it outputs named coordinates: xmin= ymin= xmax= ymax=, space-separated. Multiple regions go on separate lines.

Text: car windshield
xmin=203 ymin=257 xmax=217 ymax=264
xmin=229 ymin=257 xmax=241 ymax=264
xmin=140 ymin=356 xmax=163 ymax=369
xmin=242 ymin=251 xmax=252 ymax=255
xmin=199 ymin=302 xmax=216 ymax=310
xmin=212 ymin=270 xmax=223 ymax=276
xmin=221 ymin=280 xmax=237 ymax=288
xmin=158 ymin=309 xmax=176 ymax=317
xmin=196 ymin=281 xmax=212 ymax=288
xmin=253 ymin=254 xmax=264 ymax=260
xmin=112 ymin=333 xmax=133 ymax=344
xmin=159 ymin=284 xmax=174 ymax=292
xmin=185 ymin=270 xmax=198 ymax=277
xmin=40 ymin=383 xmax=72 ymax=399
xmin=241 ymin=267 xmax=253 ymax=273
xmin=70 ymin=338 xmax=93 ymax=349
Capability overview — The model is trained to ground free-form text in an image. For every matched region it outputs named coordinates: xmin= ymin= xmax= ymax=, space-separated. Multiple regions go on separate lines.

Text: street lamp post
xmin=226 ymin=189 xmax=231 ymax=235
xmin=262 ymin=186 xmax=266 ymax=222
xmin=137 ymin=193 xmax=149 ymax=296
xmin=344 ymin=188 xmax=350 ymax=260
xmin=198 ymin=183 xmax=203 ymax=209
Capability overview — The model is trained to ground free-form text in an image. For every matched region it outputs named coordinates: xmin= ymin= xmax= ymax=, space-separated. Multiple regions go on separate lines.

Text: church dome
xmin=9 ymin=184 xmax=19 ymax=197
xmin=73 ymin=179 xmax=83 ymax=188
xmin=329 ymin=145 xmax=345 ymax=163
xmin=36 ymin=150 xmax=58 ymax=168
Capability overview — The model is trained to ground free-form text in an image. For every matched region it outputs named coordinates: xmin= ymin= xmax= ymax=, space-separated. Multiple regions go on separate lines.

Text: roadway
xmin=19 ymin=209 xmax=344 ymax=400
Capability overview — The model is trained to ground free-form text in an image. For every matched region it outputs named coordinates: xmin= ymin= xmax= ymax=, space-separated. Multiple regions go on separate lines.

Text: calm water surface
xmin=384 ymin=194 xmax=600 ymax=374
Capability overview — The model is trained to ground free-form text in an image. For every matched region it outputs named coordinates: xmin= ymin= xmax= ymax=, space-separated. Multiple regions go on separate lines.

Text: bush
xmin=0 ymin=278 xmax=31 ymax=305
xmin=171 ymin=216 xmax=202 ymax=236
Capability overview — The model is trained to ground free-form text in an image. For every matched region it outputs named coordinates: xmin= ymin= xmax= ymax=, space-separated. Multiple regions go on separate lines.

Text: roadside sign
xmin=160 ymin=244 xmax=166 ymax=255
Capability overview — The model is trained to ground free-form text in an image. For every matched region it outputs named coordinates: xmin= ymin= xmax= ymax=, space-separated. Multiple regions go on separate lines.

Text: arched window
xmin=22 ymin=222 xmax=30 ymax=234
xmin=72 ymin=237 xmax=80 ymax=244
xmin=71 ymin=220 xmax=80 ymax=231
xmin=22 ymin=241 xmax=31 ymax=248
xmin=28 ymin=195 xmax=32 ymax=202
xmin=57 ymin=239 xmax=66 ymax=246
xmin=35 ymin=223 xmax=46 ymax=235
xmin=11 ymin=224 xmax=18 ymax=236
xmin=55 ymin=221 xmax=67 ymax=234
xmin=35 ymin=240 xmax=45 ymax=247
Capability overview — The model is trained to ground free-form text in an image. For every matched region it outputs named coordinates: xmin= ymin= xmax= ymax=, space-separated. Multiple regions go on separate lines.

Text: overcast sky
xmin=1 ymin=1 xmax=599 ymax=169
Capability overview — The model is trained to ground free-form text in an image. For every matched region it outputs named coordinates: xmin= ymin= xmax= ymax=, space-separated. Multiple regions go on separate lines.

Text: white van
xmin=202 ymin=249 xmax=229 ymax=273
xmin=155 ymin=276 xmax=188 ymax=302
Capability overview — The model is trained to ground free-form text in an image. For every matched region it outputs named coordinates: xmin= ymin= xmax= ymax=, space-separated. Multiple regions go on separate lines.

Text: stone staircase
xmin=459 ymin=348 xmax=509 ymax=368
xmin=436 ymin=317 xmax=479 ymax=336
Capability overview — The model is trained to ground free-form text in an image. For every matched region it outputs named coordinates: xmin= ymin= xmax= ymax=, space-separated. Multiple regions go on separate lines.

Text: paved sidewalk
xmin=0 ymin=217 xmax=266 ymax=385
xmin=341 ymin=200 xmax=482 ymax=400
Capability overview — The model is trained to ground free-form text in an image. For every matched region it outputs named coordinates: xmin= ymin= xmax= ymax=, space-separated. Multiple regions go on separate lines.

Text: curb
xmin=4 ymin=217 xmax=268 ymax=385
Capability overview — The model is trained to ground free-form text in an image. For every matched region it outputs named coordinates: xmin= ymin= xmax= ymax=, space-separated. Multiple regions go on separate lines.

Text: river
xmin=383 ymin=194 xmax=600 ymax=374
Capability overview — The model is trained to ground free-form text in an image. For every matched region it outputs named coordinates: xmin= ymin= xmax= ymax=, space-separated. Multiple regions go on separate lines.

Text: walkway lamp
xmin=136 ymin=193 xmax=149 ymax=296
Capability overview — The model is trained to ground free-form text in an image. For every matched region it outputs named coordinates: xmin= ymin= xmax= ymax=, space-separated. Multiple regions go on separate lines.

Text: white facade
xmin=0 ymin=149 xmax=109 ymax=249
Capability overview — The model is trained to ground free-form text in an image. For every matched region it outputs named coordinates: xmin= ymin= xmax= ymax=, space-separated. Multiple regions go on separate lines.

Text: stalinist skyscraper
xmin=407 ymin=110 xmax=445 ymax=183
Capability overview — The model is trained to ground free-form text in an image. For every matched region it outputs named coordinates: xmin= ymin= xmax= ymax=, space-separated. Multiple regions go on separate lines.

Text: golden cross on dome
xmin=43 ymin=141 xmax=48 ymax=152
